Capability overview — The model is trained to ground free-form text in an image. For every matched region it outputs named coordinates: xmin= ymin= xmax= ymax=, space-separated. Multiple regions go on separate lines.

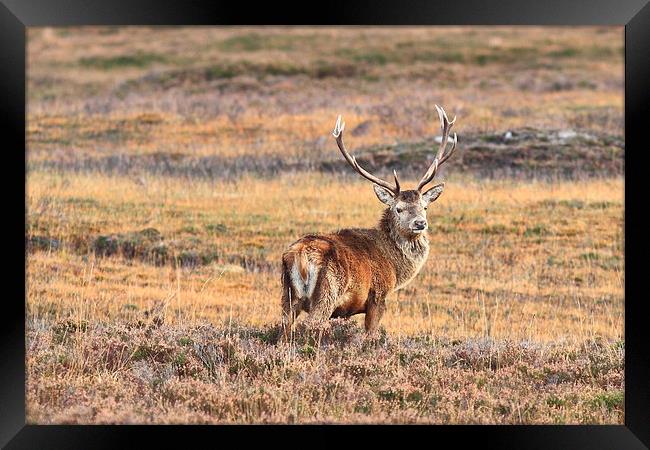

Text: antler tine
xmin=417 ymin=105 xmax=458 ymax=192
xmin=332 ymin=115 xmax=400 ymax=195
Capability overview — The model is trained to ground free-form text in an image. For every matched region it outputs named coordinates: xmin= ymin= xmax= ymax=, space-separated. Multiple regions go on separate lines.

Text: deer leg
xmin=364 ymin=290 xmax=386 ymax=336
xmin=303 ymin=294 xmax=338 ymax=331
xmin=302 ymin=271 xmax=339 ymax=331
xmin=280 ymin=271 xmax=301 ymax=342
xmin=281 ymin=296 xmax=301 ymax=342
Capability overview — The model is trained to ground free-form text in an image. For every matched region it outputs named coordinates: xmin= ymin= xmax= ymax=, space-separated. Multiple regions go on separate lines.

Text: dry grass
xmin=26 ymin=26 xmax=624 ymax=424
xmin=27 ymin=173 xmax=623 ymax=340
xmin=26 ymin=320 xmax=623 ymax=424
xmin=28 ymin=26 xmax=622 ymax=164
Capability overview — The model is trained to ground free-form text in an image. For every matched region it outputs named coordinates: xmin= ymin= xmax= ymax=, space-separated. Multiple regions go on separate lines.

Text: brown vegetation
xmin=27 ymin=320 xmax=623 ymax=424
xmin=26 ymin=26 xmax=624 ymax=424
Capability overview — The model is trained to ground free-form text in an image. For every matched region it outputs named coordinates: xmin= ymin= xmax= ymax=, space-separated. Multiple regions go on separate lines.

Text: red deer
xmin=280 ymin=105 xmax=458 ymax=339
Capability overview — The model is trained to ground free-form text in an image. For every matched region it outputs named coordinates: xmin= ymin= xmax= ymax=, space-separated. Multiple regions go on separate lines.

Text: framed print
xmin=3 ymin=0 xmax=649 ymax=448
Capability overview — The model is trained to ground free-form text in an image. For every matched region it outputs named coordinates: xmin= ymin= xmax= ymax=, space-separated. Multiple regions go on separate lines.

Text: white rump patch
xmin=290 ymin=259 xmax=319 ymax=300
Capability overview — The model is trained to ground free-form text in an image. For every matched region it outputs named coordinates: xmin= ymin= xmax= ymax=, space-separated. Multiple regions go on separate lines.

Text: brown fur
xmin=281 ymin=189 xmax=435 ymax=338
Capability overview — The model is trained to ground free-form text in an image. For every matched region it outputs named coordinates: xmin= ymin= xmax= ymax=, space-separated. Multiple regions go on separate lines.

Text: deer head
xmin=332 ymin=105 xmax=458 ymax=237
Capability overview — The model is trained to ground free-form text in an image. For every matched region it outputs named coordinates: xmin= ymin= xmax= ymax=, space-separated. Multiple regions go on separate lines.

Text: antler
xmin=416 ymin=105 xmax=458 ymax=192
xmin=332 ymin=115 xmax=400 ymax=196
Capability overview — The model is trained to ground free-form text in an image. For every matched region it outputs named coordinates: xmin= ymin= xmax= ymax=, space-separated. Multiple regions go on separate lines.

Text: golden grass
xmin=27 ymin=26 xmax=623 ymax=163
xmin=25 ymin=26 xmax=624 ymax=424
xmin=27 ymin=171 xmax=623 ymax=342
xmin=27 ymin=87 xmax=623 ymax=162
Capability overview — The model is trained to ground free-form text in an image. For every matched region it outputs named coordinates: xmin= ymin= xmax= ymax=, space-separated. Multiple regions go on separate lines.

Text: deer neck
xmin=378 ymin=209 xmax=430 ymax=289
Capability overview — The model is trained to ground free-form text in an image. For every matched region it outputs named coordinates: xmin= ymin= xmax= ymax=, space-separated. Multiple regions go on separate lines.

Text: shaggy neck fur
xmin=377 ymin=208 xmax=429 ymax=288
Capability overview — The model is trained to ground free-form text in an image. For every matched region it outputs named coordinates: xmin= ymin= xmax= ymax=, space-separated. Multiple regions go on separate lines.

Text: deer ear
xmin=373 ymin=184 xmax=395 ymax=205
xmin=422 ymin=183 xmax=445 ymax=205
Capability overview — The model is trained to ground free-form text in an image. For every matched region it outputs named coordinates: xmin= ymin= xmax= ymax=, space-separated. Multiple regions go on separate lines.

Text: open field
xmin=28 ymin=26 xmax=623 ymax=169
xmin=26 ymin=26 xmax=624 ymax=424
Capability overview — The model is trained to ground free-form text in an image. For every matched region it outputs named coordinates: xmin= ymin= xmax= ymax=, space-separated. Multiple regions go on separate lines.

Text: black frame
xmin=3 ymin=0 xmax=649 ymax=448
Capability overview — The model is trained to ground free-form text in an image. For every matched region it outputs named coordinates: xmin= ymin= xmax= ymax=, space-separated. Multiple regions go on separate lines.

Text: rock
xmin=557 ymin=130 xmax=578 ymax=140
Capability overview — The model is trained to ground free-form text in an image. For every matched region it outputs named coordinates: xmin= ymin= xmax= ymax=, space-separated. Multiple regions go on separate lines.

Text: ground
xmin=26 ymin=26 xmax=624 ymax=424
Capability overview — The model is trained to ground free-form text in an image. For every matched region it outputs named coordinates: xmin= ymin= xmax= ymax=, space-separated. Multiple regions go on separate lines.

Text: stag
xmin=280 ymin=105 xmax=458 ymax=339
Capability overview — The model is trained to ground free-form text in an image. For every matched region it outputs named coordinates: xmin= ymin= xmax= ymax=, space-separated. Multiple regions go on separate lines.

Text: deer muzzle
xmin=410 ymin=218 xmax=428 ymax=233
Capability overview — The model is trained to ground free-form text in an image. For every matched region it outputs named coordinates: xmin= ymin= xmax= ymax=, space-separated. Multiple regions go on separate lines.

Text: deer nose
xmin=412 ymin=219 xmax=427 ymax=230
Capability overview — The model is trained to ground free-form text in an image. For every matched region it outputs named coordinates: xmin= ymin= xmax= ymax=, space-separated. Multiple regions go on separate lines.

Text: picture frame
xmin=3 ymin=0 xmax=648 ymax=447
